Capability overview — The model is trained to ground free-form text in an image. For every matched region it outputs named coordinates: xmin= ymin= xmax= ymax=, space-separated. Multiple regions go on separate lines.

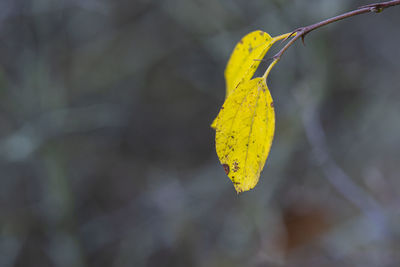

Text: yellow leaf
xmin=225 ymin=31 xmax=295 ymax=98
xmin=224 ymin=30 xmax=274 ymax=97
xmin=211 ymin=31 xmax=295 ymax=192
xmin=214 ymin=77 xmax=275 ymax=193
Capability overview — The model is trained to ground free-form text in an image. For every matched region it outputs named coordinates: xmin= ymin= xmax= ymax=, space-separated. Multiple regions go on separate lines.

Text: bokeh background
xmin=1 ymin=0 xmax=400 ymax=266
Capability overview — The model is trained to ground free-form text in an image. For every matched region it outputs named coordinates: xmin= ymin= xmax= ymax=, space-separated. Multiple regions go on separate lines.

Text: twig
xmin=273 ymin=0 xmax=400 ymax=61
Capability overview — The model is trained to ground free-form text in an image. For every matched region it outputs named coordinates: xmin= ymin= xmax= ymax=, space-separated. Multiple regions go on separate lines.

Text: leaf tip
xmin=210 ymin=117 xmax=218 ymax=129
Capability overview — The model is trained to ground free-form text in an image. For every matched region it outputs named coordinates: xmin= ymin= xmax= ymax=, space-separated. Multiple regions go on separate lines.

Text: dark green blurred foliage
xmin=1 ymin=0 xmax=400 ymax=266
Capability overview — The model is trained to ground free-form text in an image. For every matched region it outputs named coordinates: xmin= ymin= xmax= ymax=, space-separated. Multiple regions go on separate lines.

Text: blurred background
xmin=1 ymin=0 xmax=400 ymax=266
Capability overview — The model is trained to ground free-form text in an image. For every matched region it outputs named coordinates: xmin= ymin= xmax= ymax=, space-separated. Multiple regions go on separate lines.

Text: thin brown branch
xmin=273 ymin=0 xmax=400 ymax=61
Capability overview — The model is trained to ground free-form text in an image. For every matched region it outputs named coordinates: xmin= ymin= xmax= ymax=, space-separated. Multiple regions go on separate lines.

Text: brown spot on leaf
xmin=239 ymin=40 xmax=243 ymax=44
xmin=270 ymin=101 xmax=274 ymax=108
xmin=233 ymin=161 xmax=240 ymax=172
xmin=222 ymin=164 xmax=230 ymax=175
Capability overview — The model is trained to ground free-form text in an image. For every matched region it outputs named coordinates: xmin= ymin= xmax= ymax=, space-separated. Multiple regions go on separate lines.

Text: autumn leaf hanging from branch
xmin=212 ymin=0 xmax=400 ymax=194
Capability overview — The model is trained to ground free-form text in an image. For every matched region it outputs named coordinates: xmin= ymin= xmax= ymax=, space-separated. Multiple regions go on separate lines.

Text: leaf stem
xmin=273 ymin=0 xmax=400 ymax=61
xmin=262 ymin=59 xmax=278 ymax=82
